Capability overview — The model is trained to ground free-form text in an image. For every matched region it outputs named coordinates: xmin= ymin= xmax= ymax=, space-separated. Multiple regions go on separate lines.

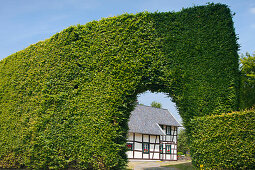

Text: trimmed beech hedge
xmin=190 ymin=109 xmax=255 ymax=169
xmin=0 ymin=3 xmax=239 ymax=169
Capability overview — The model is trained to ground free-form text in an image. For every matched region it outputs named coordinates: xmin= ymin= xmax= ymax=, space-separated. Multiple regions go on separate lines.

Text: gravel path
xmin=127 ymin=160 xmax=192 ymax=170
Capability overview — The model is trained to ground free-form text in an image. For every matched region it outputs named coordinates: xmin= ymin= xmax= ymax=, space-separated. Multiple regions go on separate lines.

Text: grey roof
xmin=128 ymin=105 xmax=182 ymax=135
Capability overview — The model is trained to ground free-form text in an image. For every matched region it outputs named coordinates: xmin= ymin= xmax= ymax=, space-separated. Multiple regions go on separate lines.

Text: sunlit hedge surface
xmin=0 ymin=3 xmax=239 ymax=169
xmin=190 ymin=108 xmax=255 ymax=169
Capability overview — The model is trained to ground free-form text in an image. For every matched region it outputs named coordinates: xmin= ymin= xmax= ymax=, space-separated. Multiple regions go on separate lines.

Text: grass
xmin=163 ymin=162 xmax=196 ymax=170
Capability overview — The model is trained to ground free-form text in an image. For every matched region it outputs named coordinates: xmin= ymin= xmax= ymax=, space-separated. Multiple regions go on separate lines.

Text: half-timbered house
xmin=127 ymin=105 xmax=181 ymax=161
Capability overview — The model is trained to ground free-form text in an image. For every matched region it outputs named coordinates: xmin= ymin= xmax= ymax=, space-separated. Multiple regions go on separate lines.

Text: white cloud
xmin=250 ymin=8 xmax=255 ymax=14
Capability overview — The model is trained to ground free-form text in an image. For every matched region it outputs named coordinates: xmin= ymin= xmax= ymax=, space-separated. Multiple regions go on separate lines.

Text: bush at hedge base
xmin=0 ymin=3 xmax=239 ymax=169
xmin=190 ymin=108 xmax=255 ymax=169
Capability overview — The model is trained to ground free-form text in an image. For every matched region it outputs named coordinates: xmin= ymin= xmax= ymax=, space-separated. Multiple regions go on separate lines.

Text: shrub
xmin=190 ymin=108 xmax=255 ymax=169
xmin=178 ymin=129 xmax=190 ymax=154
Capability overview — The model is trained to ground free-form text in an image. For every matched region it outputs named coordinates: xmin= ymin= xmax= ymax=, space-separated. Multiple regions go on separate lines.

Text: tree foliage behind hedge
xmin=190 ymin=108 xmax=255 ymax=169
xmin=177 ymin=129 xmax=190 ymax=155
xmin=240 ymin=52 xmax=255 ymax=110
xmin=0 ymin=3 xmax=239 ymax=169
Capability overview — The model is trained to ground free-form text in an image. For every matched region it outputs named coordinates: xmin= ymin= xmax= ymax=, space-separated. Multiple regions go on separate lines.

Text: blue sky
xmin=1 ymin=0 xmax=255 ymax=123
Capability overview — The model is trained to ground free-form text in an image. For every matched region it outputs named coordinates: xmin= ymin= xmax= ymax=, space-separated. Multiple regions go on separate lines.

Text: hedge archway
xmin=0 ymin=3 xmax=239 ymax=169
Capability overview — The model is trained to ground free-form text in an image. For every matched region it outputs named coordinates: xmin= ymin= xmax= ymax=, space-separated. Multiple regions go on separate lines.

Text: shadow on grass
xmin=145 ymin=162 xmax=196 ymax=170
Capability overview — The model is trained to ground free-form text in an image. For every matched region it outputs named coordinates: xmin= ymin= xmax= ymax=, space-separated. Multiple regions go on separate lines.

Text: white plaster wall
xmin=150 ymin=144 xmax=159 ymax=151
xmin=172 ymin=145 xmax=177 ymax=154
xmin=166 ymin=135 xmax=171 ymax=141
xmin=143 ymin=153 xmax=149 ymax=159
xmin=150 ymin=136 xmax=158 ymax=146
xmin=150 ymin=135 xmax=156 ymax=143
xmin=174 ymin=136 xmax=177 ymax=142
xmin=135 ymin=133 xmax=142 ymax=141
xmin=134 ymin=151 xmax=142 ymax=159
xmin=150 ymin=152 xmax=159 ymax=159
xmin=135 ymin=142 xmax=142 ymax=151
xmin=143 ymin=135 xmax=149 ymax=142
xmin=127 ymin=151 xmax=133 ymax=158
xmin=128 ymin=132 xmax=133 ymax=140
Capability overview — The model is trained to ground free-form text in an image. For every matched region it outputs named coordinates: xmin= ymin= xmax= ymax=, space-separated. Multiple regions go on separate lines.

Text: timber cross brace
xmin=0 ymin=3 xmax=239 ymax=169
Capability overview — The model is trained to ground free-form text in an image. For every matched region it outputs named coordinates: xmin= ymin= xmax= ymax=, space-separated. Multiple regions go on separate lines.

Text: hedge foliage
xmin=0 ymin=3 xmax=239 ymax=169
xmin=190 ymin=108 xmax=255 ymax=169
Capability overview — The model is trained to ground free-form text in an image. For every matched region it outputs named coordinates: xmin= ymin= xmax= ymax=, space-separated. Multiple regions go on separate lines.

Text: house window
xmin=160 ymin=144 xmax=163 ymax=154
xmin=166 ymin=145 xmax=171 ymax=154
xmin=143 ymin=143 xmax=149 ymax=154
xmin=126 ymin=143 xmax=133 ymax=151
xmin=166 ymin=126 xmax=171 ymax=135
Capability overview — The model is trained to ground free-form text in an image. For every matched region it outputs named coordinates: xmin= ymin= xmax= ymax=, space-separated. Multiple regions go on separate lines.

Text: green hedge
xmin=0 ymin=3 xmax=239 ymax=169
xmin=190 ymin=108 xmax=255 ymax=169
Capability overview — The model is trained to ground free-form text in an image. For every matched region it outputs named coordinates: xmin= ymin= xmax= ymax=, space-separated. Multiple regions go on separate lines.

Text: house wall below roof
xmin=160 ymin=125 xmax=178 ymax=143
xmin=127 ymin=130 xmax=178 ymax=161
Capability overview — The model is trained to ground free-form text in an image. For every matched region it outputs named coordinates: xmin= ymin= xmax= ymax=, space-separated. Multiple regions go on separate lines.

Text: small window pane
xmin=166 ymin=145 xmax=171 ymax=154
xmin=127 ymin=143 xmax=133 ymax=151
xmin=143 ymin=143 xmax=149 ymax=154
xmin=166 ymin=126 xmax=171 ymax=135
xmin=160 ymin=144 xmax=163 ymax=153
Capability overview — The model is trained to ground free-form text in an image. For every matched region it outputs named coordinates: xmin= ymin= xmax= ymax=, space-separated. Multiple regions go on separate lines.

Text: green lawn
xmin=164 ymin=162 xmax=195 ymax=169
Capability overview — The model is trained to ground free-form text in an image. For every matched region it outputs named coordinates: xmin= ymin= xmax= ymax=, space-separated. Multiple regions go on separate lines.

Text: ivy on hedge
xmin=190 ymin=108 xmax=255 ymax=169
xmin=0 ymin=3 xmax=240 ymax=169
